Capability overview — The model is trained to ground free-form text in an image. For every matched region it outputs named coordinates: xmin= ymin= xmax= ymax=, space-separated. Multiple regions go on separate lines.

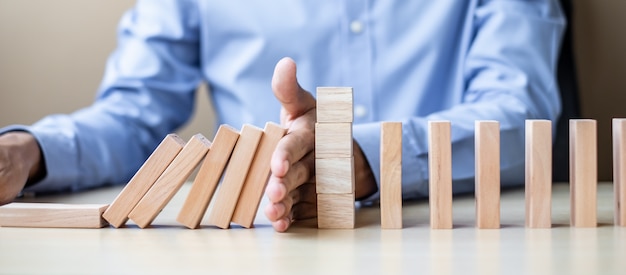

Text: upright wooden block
xmin=176 ymin=125 xmax=240 ymax=229
xmin=315 ymin=122 xmax=353 ymax=158
xmin=525 ymin=120 xmax=552 ymax=228
xmin=570 ymin=119 xmax=597 ymax=227
xmin=317 ymin=193 xmax=355 ymax=229
xmin=475 ymin=121 xmax=500 ymax=229
xmin=206 ymin=124 xmax=264 ymax=229
xmin=381 ymin=122 xmax=402 ymax=229
xmin=128 ymin=134 xmax=211 ymax=228
xmin=613 ymin=118 xmax=626 ymax=227
xmin=232 ymin=122 xmax=286 ymax=228
xmin=316 ymin=87 xmax=353 ymax=123
xmin=315 ymin=157 xmax=354 ymax=194
xmin=0 ymin=203 xmax=109 ymax=228
xmin=429 ymin=121 xmax=452 ymax=229
xmin=102 ymin=134 xmax=185 ymax=228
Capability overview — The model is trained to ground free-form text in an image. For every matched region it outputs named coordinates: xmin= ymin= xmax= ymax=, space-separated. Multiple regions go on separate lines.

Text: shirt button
xmin=349 ymin=20 xmax=363 ymax=34
xmin=354 ymin=105 xmax=367 ymax=118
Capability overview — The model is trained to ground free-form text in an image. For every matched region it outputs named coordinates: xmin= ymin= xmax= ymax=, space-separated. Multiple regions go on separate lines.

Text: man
xmin=0 ymin=0 xmax=565 ymax=232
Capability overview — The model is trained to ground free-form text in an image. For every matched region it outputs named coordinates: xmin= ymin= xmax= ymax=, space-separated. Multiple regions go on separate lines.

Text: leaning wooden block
xmin=570 ymin=119 xmax=597 ymax=227
xmin=317 ymin=193 xmax=355 ymax=229
xmin=103 ymin=134 xmax=185 ymax=228
xmin=380 ymin=122 xmax=402 ymax=229
xmin=613 ymin=118 xmax=626 ymax=227
xmin=316 ymin=87 xmax=353 ymax=123
xmin=475 ymin=121 xmax=500 ymax=229
xmin=315 ymin=122 xmax=353 ymax=158
xmin=428 ymin=121 xmax=452 ymax=229
xmin=0 ymin=203 xmax=109 ymax=228
xmin=128 ymin=134 xmax=211 ymax=228
xmin=232 ymin=122 xmax=286 ymax=228
xmin=177 ymin=125 xmax=240 ymax=229
xmin=525 ymin=120 xmax=552 ymax=228
xmin=206 ymin=124 xmax=264 ymax=229
xmin=315 ymin=157 xmax=354 ymax=194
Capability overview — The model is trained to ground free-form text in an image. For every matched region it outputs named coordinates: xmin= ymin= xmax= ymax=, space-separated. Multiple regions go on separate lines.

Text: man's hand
xmin=0 ymin=132 xmax=43 ymax=205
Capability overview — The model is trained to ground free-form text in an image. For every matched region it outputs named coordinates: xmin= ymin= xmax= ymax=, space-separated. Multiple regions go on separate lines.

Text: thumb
xmin=272 ymin=57 xmax=316 ymax=119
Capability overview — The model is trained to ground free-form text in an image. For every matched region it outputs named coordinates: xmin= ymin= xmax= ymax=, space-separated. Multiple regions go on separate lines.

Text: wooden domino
xmin=613 ymin=118 xmax=626 ymax=227
xmin=428 ymin=121 xmax=452 ymax=229
xmin=475 ymin=121 xmax=500 ymax=229
xmin=232 ymin=122 xmax=286 ymax=228
xmin=315 ymin=157 xmax=354 ymax=194
xmin=103 ymin=134 xmax=185 ymax=228
xmin=0 ymin=203 xmax=109 ymax=228
xmin=570 ymin=119 xmax=597 ymax=227
xmin=525 ymin=120 xmax=552 ymax=228
xmin=128 ymin=134 xmax=211 ymax=228
xmin=317 ymin=193 xmax=355 ymax=229
xmin=315 ymin=123 xmax=353 ymax=158
xmin=206 ymin=124 xmax=263 ymax=229
xmin=177 ymin=125 xmax=240 ymax=229
xmin=316 ymin=87 xmax=353 ymax=123
xmin=380 ymin=122 xmax=402 ymax=229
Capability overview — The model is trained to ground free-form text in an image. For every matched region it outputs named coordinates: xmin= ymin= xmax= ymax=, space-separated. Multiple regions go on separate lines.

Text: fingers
xmin=265 ymin=182 xmax=317 ymax=232
xmin=268 ymin=150 xmax=315 ymax=202
xmin=271 ymin=57 xmax=316 ymax=121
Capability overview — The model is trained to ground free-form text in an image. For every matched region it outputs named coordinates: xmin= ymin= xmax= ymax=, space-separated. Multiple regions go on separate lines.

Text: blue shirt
xmin=2 ymin=0 xmax=565 ymax=200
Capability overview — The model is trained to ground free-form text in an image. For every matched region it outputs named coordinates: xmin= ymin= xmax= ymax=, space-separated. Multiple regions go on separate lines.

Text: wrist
xmin=353 ymin=140 xmax=377 ymax=200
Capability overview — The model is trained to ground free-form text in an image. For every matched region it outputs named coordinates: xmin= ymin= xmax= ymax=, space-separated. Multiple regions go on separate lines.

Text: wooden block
xmin=317 ymin=193 xmax=355 ymax=229
xmin=0 ymin=203 xmax=109 ymax=228
xmin=128 ymin=134 xmax=211 ymax=228
xmin=102 ymin=134 xmax=185 ymax=228
xmin=206 ymin=124 xmax=264 ymax=229
xmin=570 ymin=119 xmax=597 ymax=227
xmin=475 ymin=121 xmax=500 ymax=229
xmin=232 ymin=122 xmax=286 ymax=228
xmin=176 ymin=125 xmax=240 ymax=229
xmin=315 ymin=157 xmax=354 ymax=194
xmin=380 ymin=122 xmax=402 ymax=229
xmin=525 ymin=120 xmax=552 ymax=228
xmin=315 ymin=122 xmax=353 ymax=158
xmin=316 ymin=87 xmax=353 ymax=123
xmin=428 ymin=121 xmax=452 ymax=229
xmin=613 ymin=118 xmax=626 ymax=227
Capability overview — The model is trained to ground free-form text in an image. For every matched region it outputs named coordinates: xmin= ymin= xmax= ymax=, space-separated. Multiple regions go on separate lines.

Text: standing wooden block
xmin=176 ymin=125 xmax=240 ymax=229
xmin=128 ymin=134 xmax=211 ymax=228
xmin=315 ymin=157 xmax=354 ymax=194
xmin=206 ymin=124 xmax=264 ymax=229
xmin=381 ymin=122 xmax=402 ymax=229
xmin=317 ymin=193 xmax=355 ymax=229
xmin=475 ymin=121 xmax=500 ymax=229
xmin=316 ymin=87 xmax=353 ymax=123
xmin=0 ymin=203 xmax=109 ymax=228
xmin=613 ymin=118 xmax=626 ymax=227
xmin=315 ymin=123 xmax=353 ymax=158
xmin=103 ymin=134 xmax=185 ymax=228
xmin=570 ymin=119 xmax=597 ymax=227
xmin=232 ymin=122 xmax=286 ymax=228
xmin=525 ymin=120 xmax=552 ymax=228
xmin=429 ymin=121 xmax=452 ymax=229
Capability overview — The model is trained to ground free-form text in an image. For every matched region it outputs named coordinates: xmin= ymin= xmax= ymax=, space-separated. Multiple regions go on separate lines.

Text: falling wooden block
xmin=428 ymin=121 xmax=452 ymax=229
xmin=317 ymin=193 xmax=355 ymax=229
xmin=613 ymin=118 xmax=626 ymax=227
xmin=316 ymin=87 xmax=353 ymax=123
xmin=570 ymin=119 xmax=597 ymax=227
xmin=315 ymin=157 xmax=354 ymax=194
xmin=128 ymin=134 xmax=211 ymax=228
xmin=232 ymin=122 xmax=286 ymax=228
xmin=102 ymin=134 xmax=185 ymax=228
xmin=380 ymin=122 xmax=402 ymax=229
xmin=475 ymin=121 xmax=500 ymax=229
xmin=206 ymin=124 xmax=264 ymax=229
xmin=315 ymin=122 xmax=353 ymax=158
xmin=0 ymin=203 xmax=109 ymax=228
xmin=525 ymin=120 xmax=552 ymax=228
xmin=176 ymin=125 xmax=240 ymax=229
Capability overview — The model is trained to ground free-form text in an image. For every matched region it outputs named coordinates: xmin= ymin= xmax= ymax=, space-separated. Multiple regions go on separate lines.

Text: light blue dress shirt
xmin=2 ymin=0 xmax=565 ymax=200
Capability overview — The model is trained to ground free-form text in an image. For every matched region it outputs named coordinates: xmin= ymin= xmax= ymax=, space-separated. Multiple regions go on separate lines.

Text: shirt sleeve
xmin=355 ymin=0 xmax=565 ymax=202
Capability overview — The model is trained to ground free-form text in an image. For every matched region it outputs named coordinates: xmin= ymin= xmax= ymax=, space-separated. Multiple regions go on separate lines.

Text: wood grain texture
xmin=380 ymin=122 xmax=402 ymax=229
xmin=570 ymin=119 xmax=597 ymax=227
xmin=316 ymin=87 xmax=353 ymax=123
xmin=475 ymin=121 xmax=500 ymax=229
xmin=315 ymin=122 xmax=353 ymax=158
xmin=317 ymin=193 xmax=355 ymax=229
xmin=428 ymin=121 xmax=452 ymax=229
xmin=206 ymin=124 xmax=264 ymax=229
xmin=0 ymin=203 xmax=109 ymax=228
xmin=613 ymin=118 xmax=626 ymax=227
xmin=525 ymin=120 xmax=552 ymax=228
xmin=177 ymin=125 xmax=240 ymax=229
xmin=232 ymin=122 xmax=286 ymax=228
xmin=103 ymin=134 xmax=185 ymax=228
xmin=315 ymin=157 xmax=354 ymax=194
xmin=128 ymin=134 xmax=211 ymax=228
